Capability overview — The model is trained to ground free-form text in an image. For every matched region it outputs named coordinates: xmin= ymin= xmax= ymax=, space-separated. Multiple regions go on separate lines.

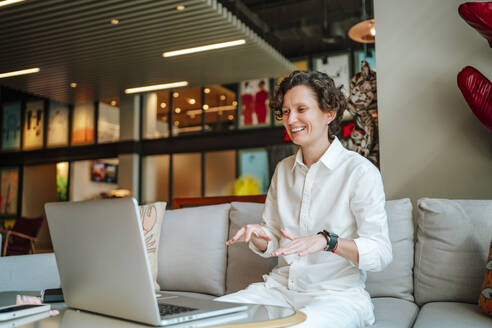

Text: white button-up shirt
xmin=250 ymin=137 xmax=392 ymax=293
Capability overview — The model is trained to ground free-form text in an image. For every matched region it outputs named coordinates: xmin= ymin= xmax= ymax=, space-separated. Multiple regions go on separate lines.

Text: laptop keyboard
xmin=158 ymin=303 xmax=197 ymax=317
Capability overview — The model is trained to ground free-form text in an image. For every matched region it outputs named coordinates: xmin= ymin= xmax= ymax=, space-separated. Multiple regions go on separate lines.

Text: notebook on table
xmin=45 ymin=198 xmax=247 ymax=326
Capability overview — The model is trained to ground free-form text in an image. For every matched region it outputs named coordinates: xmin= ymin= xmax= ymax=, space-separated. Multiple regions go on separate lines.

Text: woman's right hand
xmin=225 ymin=224 xmax=271 ymax=251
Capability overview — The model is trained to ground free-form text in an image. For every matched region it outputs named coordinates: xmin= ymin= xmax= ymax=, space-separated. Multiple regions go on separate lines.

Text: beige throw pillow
xmin=226 ymin=202 xmax=278 ymax=294
xmin=414 ymin=198 xmax=492 ymax=306
xmin=138 ymin=202 xmax=166 ymax=292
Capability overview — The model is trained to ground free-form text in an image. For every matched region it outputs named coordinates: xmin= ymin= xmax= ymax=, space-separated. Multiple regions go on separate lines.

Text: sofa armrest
xmin=0 ymin=253 xmax=60 ymax=292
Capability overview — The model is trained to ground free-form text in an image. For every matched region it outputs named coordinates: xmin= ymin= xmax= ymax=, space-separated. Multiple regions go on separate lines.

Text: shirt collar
xmin=291 ymin=137 xmax=345 ymax=171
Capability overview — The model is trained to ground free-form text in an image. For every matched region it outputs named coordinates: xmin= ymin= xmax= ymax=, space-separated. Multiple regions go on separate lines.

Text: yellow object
xmin=4 ymin=219 xmax=15 ymax=230
xmin=233 ymin=175 xmax=261 ymax=196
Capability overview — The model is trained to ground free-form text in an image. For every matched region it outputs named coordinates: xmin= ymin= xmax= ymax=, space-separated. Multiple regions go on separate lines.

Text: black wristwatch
xmin=317 ymin=230 xmax=339 ymax=252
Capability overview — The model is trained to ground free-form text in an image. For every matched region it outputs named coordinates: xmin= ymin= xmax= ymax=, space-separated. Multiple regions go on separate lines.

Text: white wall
xmin=118 ymin=154 xmax=140 ymax=200
xmin=375 ymin=0 xmax=492 ymax=201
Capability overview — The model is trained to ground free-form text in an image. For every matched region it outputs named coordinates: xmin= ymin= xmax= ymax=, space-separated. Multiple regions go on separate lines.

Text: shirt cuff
xmin=354 ymin=237 xmax=377 ymax=272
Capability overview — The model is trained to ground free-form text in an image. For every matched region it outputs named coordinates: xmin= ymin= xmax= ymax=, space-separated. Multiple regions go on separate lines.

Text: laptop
xmin=45 ymin=198 xmax=248 ymax=326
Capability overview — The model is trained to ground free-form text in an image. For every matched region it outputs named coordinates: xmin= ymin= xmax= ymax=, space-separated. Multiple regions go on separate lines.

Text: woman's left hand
xmin=271 ymin=229 xmax=327 ymax=257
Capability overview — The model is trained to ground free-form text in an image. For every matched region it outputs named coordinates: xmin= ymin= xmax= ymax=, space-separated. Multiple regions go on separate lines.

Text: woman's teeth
xmin=292 ymin=127 xmax=305 ymax=133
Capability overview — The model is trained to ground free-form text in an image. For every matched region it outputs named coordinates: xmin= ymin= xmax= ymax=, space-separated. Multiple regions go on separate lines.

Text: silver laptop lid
xmin=45 ymin=198 xmax=162 ymax=326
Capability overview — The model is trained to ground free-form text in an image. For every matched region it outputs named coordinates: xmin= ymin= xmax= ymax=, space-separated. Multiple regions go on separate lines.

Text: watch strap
xmin=325 ymin=230 xmax=339 ymax=252
xmin=317 ymin=230 xmax=330 ymax=251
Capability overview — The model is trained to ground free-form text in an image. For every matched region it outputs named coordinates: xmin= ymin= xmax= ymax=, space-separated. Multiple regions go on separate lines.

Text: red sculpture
xmin=457 ymin=66 xmax=492 ymax=132
xmin=458 ymin=2 xmax=492 ymax=47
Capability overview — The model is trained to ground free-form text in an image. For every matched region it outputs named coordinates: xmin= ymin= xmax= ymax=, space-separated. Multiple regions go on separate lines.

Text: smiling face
xmin=281 ymin=85 xmax=336 ymax=151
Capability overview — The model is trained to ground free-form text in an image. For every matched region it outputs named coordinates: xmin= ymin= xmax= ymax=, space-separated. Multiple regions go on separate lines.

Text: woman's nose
xmin=287 ymin=111 xmax=297 ymax=124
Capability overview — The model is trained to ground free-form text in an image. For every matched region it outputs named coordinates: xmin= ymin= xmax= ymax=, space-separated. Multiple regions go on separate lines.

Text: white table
xmin=10 ymin=303 xmax=306 ymax=328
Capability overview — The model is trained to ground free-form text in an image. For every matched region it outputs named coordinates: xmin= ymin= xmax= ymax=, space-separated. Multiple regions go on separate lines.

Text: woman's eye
xmin=282 ymin=109 xmax=289 ymax=116
xmin=298 ymin=107 xmax=306 ymax=112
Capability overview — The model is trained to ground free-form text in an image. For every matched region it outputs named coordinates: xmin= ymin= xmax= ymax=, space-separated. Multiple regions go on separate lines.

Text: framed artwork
xmin=98 ymin=102 xmax=120 ymax=143
xmin=354 ymin=49 xmax=376 ymax=73
xmin=72 ymin=103 xmax=95 ymax=145
xmin=1 ymin=102 xmax=21 ymax=151
xmin=339 ymin=60 xmax=380 ymax=168
xmin=0 ymin=167 xmax=19 ymax=216
xmin=238 ymin=148 xmax=270 ymax=194
xmin=313 ymin=53 xmax=350 ymax=97
xmin=239 ymin=78 xmax=270 ymax=128
xmin=47 ymin=101 xmax=69 ymax=147
xmin=23 ymin=100 xmax=44 ymax=150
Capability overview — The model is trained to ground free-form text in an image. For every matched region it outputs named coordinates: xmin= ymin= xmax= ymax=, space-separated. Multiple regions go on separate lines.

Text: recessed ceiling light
xmin=160 ymin=102 xmax=167 ymax=108
xmin=232 ymin=100 xmax=238 ymax=106
xmin=173 ymin=92 xmax=179 ymax=98
xmin=203 ymin=88 xmax=211 ymax=94
xmin=228 ymin=115 xmax=234 ymax=120
xmin=163 ymin=39 xmax=246 ymax=57
xmin=124 ymin=81 xmax=188 ymax=94
xmin=70 ymin=82 xmax=77 ymax=88
xmin=110 ymin=100 xmax=117 ymax=106
xmin=174 ymin=120 xmax=180 ymax=126
xmin=0 ymin=0 xmax=24 ymax=8
xmin=176 ymin=5 xmax=185 ymax=11
xmin=188 ymin=98 xmax=196 ymax=105
xmin=110 ymin=19 xmax=119 ymax=25
xmin=0 ymin=67 xmax=39 ymax=79
xmin=202 ymin=104 xmax=209 ymax=110
xmin=220 ymin=95 xmax=226 ymax=101
xmin=175 ymin=107 xmax=181 ymax=114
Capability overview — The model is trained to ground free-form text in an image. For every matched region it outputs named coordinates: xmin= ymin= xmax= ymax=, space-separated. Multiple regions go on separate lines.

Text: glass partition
xmin=172 ymin=153 xmax=201 ymax=198
xmin=171 ymin=87 xmax=203 ymax=136
xmin=203 ymin=85 xmax=237 ymax=133
xmin=141 ymin=154 xmax=170 ymax=204
xmin=204 ymin=150 xmax=236 ymax=196
xmin=143 ymin=92 xmax=170 ymax=139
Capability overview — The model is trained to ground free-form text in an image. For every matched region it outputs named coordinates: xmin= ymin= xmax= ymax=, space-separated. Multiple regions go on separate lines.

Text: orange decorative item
xmin=479 ymin=241 xmax=492 ymax=316
xmin=458 ymin=2 xmax=492 ymax=47
xmin=457 ymin=66 xmax=492 ymax=132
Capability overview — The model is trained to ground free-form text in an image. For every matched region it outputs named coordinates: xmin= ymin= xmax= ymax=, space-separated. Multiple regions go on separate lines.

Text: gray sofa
xmin=1 ymin=198 xmax=491 ymax=327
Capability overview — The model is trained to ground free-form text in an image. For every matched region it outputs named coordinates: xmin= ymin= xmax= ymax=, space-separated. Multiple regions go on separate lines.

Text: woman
xmin=218 ymin=71 xmax=392 ymax=327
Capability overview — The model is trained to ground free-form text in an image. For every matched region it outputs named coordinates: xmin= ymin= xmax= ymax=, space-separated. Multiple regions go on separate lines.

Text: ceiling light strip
xmin=0 ymin=0 xmax=24 ymax=8
xmin=0 ymin=67 xmax=39 ymax=78
xmin=124 ymin=81 xmax=188 ymax=94
xmin=163 ymin=39 xmax=245 ymax=57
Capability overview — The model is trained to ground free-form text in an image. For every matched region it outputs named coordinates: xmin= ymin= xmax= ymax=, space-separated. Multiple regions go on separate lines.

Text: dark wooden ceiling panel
xmin=0 ymin=0 xmax=293 ymax=104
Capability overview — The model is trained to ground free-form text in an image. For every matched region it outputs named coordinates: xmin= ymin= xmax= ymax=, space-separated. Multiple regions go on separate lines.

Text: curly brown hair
xmin=270 ymin=70 xmax=347 ymax=140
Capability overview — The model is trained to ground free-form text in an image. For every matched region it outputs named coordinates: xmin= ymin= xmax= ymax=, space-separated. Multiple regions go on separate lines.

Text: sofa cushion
xmin=413 ymin=302 xmax=492 ymax=328
xmin=138 ymin=201 xmax=166 ymax=292
xmin=157 ymin=204 xmax=230 ymax=296
xmin=372 ymin=297 xmax=419 ymax=328
xmin=479 ymin=241 xmax=492 ymax=316
xmin=162 ymin=290 xmax=215 ymax=300
xmin=414 ymin=198 xmax=492 ymax=306
xmin=225 ymin=202 xmax=277 ymax=294
xmin=0 ymin=253 xmax=60 ymax=292
xmin=366 ymin=198 xmax=414 ymax=301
